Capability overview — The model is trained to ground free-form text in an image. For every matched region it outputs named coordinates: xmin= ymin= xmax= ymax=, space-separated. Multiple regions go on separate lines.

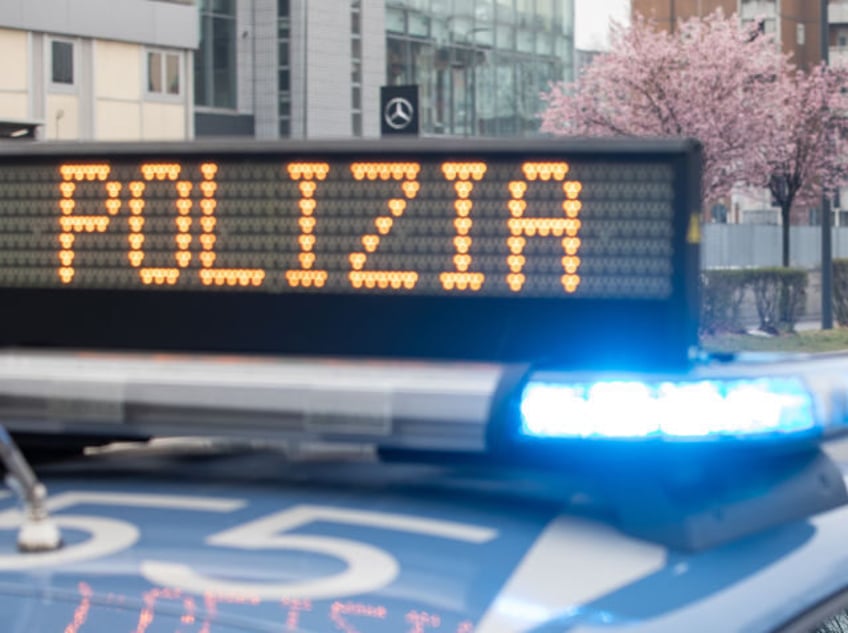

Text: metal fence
xmin=702 ymin=225 xmax=848 ymax=269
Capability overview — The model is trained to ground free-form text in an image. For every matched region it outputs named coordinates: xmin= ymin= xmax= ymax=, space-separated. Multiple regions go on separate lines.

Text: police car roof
xmin=1 ymin=439 xmax=847 ymax=633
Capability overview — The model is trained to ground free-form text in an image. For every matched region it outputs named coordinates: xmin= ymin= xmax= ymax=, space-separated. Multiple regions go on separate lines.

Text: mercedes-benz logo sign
xmin=384 ymin=97 xmax=415 ymax=130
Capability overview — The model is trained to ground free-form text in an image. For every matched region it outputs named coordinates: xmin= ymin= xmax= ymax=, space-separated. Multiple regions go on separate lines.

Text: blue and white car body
xmin=0 ymin=351 xmax=848 ymax=632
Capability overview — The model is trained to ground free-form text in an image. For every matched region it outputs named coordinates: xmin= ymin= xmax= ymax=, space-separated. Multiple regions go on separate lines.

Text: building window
xmin=148 ymin=50 xmax=182 ymax=95
xmin=195 ymin=1 xmax=237 ymax=108
xmin=51 ymin=40 xmax=74 ymax=85
xmin=278 ymin=0 xmax=291 ymax=137
xmin=351 ymin=0 xmax=363 ymax=136
xmin=385 ymin=1 xmax=572 ymax=137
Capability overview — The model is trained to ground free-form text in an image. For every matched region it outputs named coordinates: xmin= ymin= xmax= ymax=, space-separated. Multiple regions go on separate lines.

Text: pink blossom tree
xmin=541 ymin=11 xmax=786 ymax=203
xmin=751 ymin=64 xmax=848 ymax=266
xmin=542 ymin=10 xmax=848 ymax=266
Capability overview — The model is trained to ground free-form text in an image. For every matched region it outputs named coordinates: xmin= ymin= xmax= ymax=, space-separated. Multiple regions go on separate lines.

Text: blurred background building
xmin=632 ymin=1 xmax=848 ymax=224
xmin=0 ymin=0 xmax=197 ymax=141
xmin=632 ymin=0 xmax=848 ymax=76
xmin=0 ymin=0 xmax=575 ymax=141
xmin=198 ymin=0 xmax=575 ymax=139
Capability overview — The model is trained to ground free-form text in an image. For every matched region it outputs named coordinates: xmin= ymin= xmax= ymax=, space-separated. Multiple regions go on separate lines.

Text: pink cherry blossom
xmin=753 ymin=64 xmax=848 ymax=264
xmin=541 ymin=10 xmax=848 ymax=266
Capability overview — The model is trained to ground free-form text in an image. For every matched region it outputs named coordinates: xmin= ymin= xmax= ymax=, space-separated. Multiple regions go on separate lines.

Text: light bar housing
xmin=0 ymin=350 xmax=506 ymax=453
xmin=491 ymin=354 xmax=848 ymax=452
xmin=3 ymin=350 xmax=848 ymax=552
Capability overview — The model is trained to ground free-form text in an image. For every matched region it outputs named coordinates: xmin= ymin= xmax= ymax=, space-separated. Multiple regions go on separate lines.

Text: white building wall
xmin=290 ymin=0 xmax=306 ymax=137
xmin=237 ymin=0 xmax=256 ymax=117
xmin=93 ymin=40 xmax=142 ymax=140
xmin=97 ymin=101 xmax=143 ymax=139
xmin=0 ymin=0 xmax=195 ymax=141
xmin=95 ymin=41 xmax=142 ymax=102
xmin=252 ymin=0 xmax=278 ymax=139
xmin=0 ymin=93 xmax=28 ymax=120
xmin=361 ymin=0 xmax=386 ymax=138
xmin=30 ymin=32 xmax=45 ymax=134
xmin=0 ymin=0 xmax=197 ymax=50
xmin=305 ymin=1 xmax=352 ymax=138
xmin=0 ymin=28 xmax=29 ymax=119
xmin=141 ymin=101 xmax=186 ymax=139
xmin=45 ymin=93 xmax=79 ymax=140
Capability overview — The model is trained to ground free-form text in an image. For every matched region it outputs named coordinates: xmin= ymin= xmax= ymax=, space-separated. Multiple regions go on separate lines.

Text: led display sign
xmin=0 ymin=139 xmax=701 ymax=369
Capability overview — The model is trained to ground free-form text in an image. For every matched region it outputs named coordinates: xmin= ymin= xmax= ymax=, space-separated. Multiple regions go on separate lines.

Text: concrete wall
xmin=0 ymin=1 xmax=195 ymax=140
xmin=251 ymin=0 xmax=278 ymax=139
xmin=94 ymin=40 xmax=142 ymax=140
xmin=0 ymin=29 xmax=29 ymax=119
xmin=45 ymin=93 xmax=79 ymax=139
xmin=701 ymin=225 xmax=848 ymax=269
xmin=0 ymin=0 xmax=197 ymax=49
xmin=361 ymin=0 xmax=386 ymax=138
xmin=632 ymin=0 xmax=737 ymax=24
xmin=632 ymin=0 xmax=824 ymax=67
xmin=142 ymin=101 xmax=186 ymax=139
xmin=779 ymin=0 xmax=822 ymax=69
xmin=305 ymin=1 xmax=352 ymax=138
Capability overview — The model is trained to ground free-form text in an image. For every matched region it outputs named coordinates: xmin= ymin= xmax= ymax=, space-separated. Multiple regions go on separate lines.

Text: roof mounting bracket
xmin=603 ymin=449 xmax=848 ymax=551
xmin=0 ymin=426 xmax=61 ymax=552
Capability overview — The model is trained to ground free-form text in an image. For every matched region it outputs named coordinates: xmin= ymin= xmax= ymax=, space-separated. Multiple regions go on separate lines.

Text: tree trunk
xmin=781 ymin=202 xmax=792 ymax=267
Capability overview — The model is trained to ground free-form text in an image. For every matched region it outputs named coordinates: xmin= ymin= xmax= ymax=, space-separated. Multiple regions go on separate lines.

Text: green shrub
xmin=700 ymin=267 xmax=807 ymax=334
xmin=700 ymin=269 xmax=749 ymax=334
xmin=834 ymin=259 xmax=848 ymax=326
xmin=747 ymin=268 xmax=807 ymax=333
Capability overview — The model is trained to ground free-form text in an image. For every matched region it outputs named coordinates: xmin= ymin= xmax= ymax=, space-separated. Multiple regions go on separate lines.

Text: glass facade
xmin=195 ymin=0 xmax=237 ymax=109
xmin=193 ymin=0 xmax=574 ymax=138
xmin=351 ymin=0 xmax=363 ymax=136
xmin=279 ymin=0 xmax=291 ymax=136
xmin=385 ymin=0 xmax=573 ymax=136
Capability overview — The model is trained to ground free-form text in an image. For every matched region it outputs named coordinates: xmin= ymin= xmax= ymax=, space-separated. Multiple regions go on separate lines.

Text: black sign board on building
xmin=380 ymin=85 xmax=419 ymax=136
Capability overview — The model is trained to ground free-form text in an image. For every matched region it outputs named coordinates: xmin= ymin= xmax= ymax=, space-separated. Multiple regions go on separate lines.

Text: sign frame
xmin=0 ymin=138 xmax=701 ymax=370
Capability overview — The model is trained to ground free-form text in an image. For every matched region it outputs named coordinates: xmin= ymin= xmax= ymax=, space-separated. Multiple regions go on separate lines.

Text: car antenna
xmin=0 ymin=426 xmax=61 ymax=552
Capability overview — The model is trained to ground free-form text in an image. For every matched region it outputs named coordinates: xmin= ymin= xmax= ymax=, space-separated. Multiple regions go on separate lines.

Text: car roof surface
xmin=0 ymin=439 xmax=847 ymax=633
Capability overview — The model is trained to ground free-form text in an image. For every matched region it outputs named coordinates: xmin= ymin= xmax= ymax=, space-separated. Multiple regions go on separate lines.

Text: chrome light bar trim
xmin=0 ymin=351 xmax=507 ymax=452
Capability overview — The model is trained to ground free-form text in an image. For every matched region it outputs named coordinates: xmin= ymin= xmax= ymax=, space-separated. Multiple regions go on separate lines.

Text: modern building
xmin=0 ymin=0 xmax=197 ymax=141
xmin=631 ymin=1 xmax=848 ymax=224
xmin=574 ymin=48 xmax=602 ymax=77
xmin=0 ymin=1 xmax=574 ymax=141
xmin=632 ymin=0 xmax=825 ymax=69
xmin=828 ymin=0 xmax=848 ymax=65
xmin=194 ymin=0 xmax=575 ymax=139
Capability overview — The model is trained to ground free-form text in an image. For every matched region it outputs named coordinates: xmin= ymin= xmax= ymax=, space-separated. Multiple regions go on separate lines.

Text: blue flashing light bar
xmin=519 ymin=377 xmax=821 ymax=442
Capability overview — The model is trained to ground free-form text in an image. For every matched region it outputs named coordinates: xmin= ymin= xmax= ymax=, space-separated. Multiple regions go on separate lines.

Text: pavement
xmin=743 ymin=318 xmax=823 ymax=335
xmin=795 ymin=319 xmax=825 ymax=332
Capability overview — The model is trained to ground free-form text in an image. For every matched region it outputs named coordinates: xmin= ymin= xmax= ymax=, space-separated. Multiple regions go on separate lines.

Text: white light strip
xmin=520 ymin=378 xmax=818 ymax=441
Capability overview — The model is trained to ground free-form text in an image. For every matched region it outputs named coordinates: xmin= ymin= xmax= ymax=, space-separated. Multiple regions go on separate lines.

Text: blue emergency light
xmin=486 ymin=358 xmax=848 ymax=551
xmin=519 ymin=376 xmax=819 ymax=442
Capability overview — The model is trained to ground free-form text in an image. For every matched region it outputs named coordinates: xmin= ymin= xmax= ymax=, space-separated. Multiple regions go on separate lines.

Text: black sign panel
xmin=0 ymin=138 xmax=701 ymax=369
xmin=381 ymin=85 xmax=419 ymax=136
